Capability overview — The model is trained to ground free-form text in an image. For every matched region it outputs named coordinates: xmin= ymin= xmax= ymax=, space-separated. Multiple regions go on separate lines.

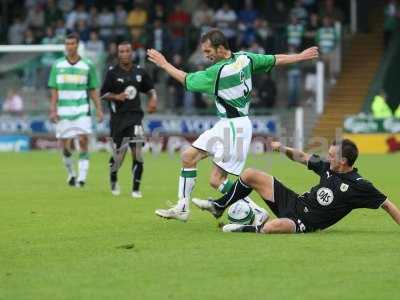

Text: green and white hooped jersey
xmin=185 ymin=51 xmax=276 ymax=118
xmin=48 ymin=56 xmax=99 ymax=121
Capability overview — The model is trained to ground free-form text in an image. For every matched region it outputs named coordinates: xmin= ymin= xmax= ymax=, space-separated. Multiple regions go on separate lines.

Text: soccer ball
xmin=227 ymin=199 xmax=255 ymax=225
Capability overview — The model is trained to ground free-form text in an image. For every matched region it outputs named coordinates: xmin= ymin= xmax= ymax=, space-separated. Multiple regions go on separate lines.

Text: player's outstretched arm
xmin=382 ymin=199 xmax=400 ymax=226
xmin=147 ymin=49 xmax=187 ymax=85
xmin=270 ymin=141 xmax=311 ymax=165
xmin=275 ymin=47 xmax=319 ymax=66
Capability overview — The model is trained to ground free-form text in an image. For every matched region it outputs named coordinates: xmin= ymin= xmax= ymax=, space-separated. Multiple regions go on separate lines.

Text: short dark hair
xmin=200 ymin=29 xmax=230 ymax=50
xmin=66 ymin=33 xmax=80 ymax=43
xmin=118 ymin=41 xmax=131 ymax=47
xmin=332 ymin=139 xmax=359 ymax=166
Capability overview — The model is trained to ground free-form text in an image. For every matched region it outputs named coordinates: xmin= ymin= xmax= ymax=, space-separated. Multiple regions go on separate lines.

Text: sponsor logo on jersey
xmin=340 ymin=183 xmax=349 ymax=192
xmin=316 ymin=187 xmax=334 ymax=206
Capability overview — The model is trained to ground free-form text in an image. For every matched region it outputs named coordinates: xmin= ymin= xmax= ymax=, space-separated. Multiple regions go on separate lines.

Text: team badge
xmin=125 ymin=85 xmax=137 ymax=100
xmin=136 ymin=75 xmax=142 ymax=82
xmin=316 ymin=187 xmax=334 ymax=206
xmin=340 ymin=183 xmax=349 ymax=192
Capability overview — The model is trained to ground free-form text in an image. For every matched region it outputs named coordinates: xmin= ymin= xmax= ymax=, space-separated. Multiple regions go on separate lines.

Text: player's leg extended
xmin=109 ymin=137 xmax=129 ymax=195
xmin=221 ymin=169 xmax=296 ymax=234
xmin=131 ymin=143 xmax=144 ymax=198
xmin=61 ymin=138 xmax=76 ymax=186
xmin=77 ymin=134 xmax=90 ymax=187
xmin=155 ymin=146 xmax=207 ymax=221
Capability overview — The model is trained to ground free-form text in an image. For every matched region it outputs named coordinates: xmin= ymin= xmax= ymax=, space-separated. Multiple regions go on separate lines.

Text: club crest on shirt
xmin=136 ymin=75 xmax=142 ymax=82
xmin=316 ymin=187 xmax=334 ymax=206
xmin=340 ymin=183 xmax=349 ymax=192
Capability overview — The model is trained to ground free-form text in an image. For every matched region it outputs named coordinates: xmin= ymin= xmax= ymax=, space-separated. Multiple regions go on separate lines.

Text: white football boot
xmin=191 ymin=198 xmax=224 ymax=218
xmin=131 ymin=191 xmax=143 ymax=198
xmin=155 ymin=205 xmax=189 ymax=222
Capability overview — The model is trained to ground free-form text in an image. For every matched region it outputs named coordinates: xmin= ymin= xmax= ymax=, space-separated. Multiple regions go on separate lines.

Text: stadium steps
xmin=309 ymin=16 xmax=383 ymax=148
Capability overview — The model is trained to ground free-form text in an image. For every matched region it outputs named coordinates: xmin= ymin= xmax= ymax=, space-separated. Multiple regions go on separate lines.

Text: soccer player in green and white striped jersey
xmin=148 ymin=29 xmax=319 ymax=221
xmin=48 ymin=33 xmax=103 ymax=187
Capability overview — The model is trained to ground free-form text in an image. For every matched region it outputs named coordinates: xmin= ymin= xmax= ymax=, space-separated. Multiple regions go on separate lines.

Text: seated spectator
xmin=114 ymin=4 xmax=127 ymax=40
xmin=149 ymin=3 xmax=166 ymax=23
xmin=167 ymin=54 xmax=185 ymax=110
xmin=371 ymin=91 xmax=393 ymax=119
xmin=304 ymin=13 xmax=319 ymax=48
xmin=26 ymin=3 xmax=45 ymax=35
xmin=88 ymin=6 xmax=100 ymax=30
xmin=384 ymin=0 xmax=400 ymax=48
xmin=167 ymin=4 xmax=191 ymax=54
xmin=55 ymin=19 xmax=67 ymax=40
xmin=98 ymin=6 xmax=115 ymax=43
xmin=214 ymin=2 xmax=237 ymax=49
xmin=147 ymin=19 xmax=170 ymax=56
xmin=287 ymin=15 xmax=304 ymax=50
xmin=2 ymin=89 xmax=24 ymax=116
xmin=8 ymin=17 xmax=26 ymax=44
xmin=66 ymin=3 xmax=88 ymax=30
xmin=192 ymin=1 xmax=214 ymax=30
xmin=254 ymin=19 xmax=274 ymax=52
xmin=23 ymin=28 xmax=36 ymax=44
xmin=126 ymin=3 xmax=148 ymax=28
xmin=76 ymin=20 xmax=90 ymax=42
xmin=254 ymin=73 xmax=277 ymax=108
xmin=238 ymin=1 xmax=258 ymax=28
xmin=290 ymin=0 xmax=308 ymax=25
xmin=130 ymin=27 xmax=147 ymax=65
xmin=86 ymin=31 xmax=105 ymax=57
xmin=40 ymin=26 xmax=59 ymax=86
xmin=104 ymin=42 xmax=118 ymax=69
xmin=319 ymin=0 xmax=344 ymax=23
xmin=45 ymin=0 xmax=63 ymax=27
xmin=316 ymin=16 xmax=338 ymax=84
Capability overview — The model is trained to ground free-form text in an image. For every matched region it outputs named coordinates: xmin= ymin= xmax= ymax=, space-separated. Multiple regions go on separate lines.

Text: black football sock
xmin=109 ymin=157 xmax=117 ymax=183
xmin=214 ymin=177 xmax=253 ymax=209
xmin=132 ymin=161 xmax=143 ymax=191
xmin=240 ymin=224 xmax=263 ymax=233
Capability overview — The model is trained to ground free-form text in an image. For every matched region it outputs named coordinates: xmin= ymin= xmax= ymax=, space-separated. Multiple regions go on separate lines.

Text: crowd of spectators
xmin=4 ymin=0 xmax=349 ymax=112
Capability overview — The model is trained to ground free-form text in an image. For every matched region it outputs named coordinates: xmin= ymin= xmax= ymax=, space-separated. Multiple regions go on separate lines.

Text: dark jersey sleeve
xmin=348 ymin=180 xmax=387 ymax=209
xmin=307 ymin=154 xmax=329 ymax=176
xmin=101 ymin=67 xmax=114 ymax=96
xmin=139 ymin=70 xmax=154 ymax=93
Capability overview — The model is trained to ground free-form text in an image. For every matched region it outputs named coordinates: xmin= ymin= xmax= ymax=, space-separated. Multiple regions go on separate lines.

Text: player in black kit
xmin=193 ymin=139 xmax=400 ymax=233
xmin=101 ymin=41 xmax=158 ymax=198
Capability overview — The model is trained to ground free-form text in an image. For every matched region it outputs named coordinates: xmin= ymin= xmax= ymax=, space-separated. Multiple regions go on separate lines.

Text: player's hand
xmin=147 ymin=49 xmax=168 ymax=68
xmin=115 ymin=93 xmax=127 ymax=101
xmin=147 ymin=100 xmax=157 ymax=114
xmin=270 ymin=141 xmax=282 ymax=152
xmin=49 ymin=109 xmax=59 ymax=123
xmin=301 ymin=46 xmax=319 ymax=61
xmin=96 ymin=110 xmax=104 ymax=122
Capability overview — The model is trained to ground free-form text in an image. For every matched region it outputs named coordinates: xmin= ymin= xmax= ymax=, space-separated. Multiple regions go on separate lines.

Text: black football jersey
xmin=294 ymin=154 xmax=387 ymax=231
xmin=100 ymin=64 xmax=154 ymax=115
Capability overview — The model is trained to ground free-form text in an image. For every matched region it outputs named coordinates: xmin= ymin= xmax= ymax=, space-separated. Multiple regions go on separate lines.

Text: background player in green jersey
xmin=48 ymin=33 xmax=103 ymax=187
xmin=147 ymin=29 xmax=319 ymax=221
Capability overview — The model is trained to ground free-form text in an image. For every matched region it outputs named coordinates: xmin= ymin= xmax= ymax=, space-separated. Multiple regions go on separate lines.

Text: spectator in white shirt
xmin=2 ymin=89 xmax=24 ymax=115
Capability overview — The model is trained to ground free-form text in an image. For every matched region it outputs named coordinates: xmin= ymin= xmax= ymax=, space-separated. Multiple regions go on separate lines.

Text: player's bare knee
xmin=241 ymin=168 xmax=257 ymax=185
xmin=263 ymin=219 xmax=293 ymax=234
xmin=181 ymin=149 xmax=196 ymax=167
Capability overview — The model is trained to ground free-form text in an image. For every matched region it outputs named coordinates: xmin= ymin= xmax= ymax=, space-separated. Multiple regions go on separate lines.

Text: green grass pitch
xmin=1 ymin=151 xmax=399 ymax=299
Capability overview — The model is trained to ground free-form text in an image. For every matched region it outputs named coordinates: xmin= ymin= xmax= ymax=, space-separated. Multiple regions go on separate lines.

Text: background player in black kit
xmin=101 ymin=41 xmax=158 ymax=198
xmin=194 ymin=139 xmax=400 ymax=233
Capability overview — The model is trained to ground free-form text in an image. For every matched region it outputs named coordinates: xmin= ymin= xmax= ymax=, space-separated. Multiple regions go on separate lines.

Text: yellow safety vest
xmin=371 ymin=95 xmax=393 ymax=118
